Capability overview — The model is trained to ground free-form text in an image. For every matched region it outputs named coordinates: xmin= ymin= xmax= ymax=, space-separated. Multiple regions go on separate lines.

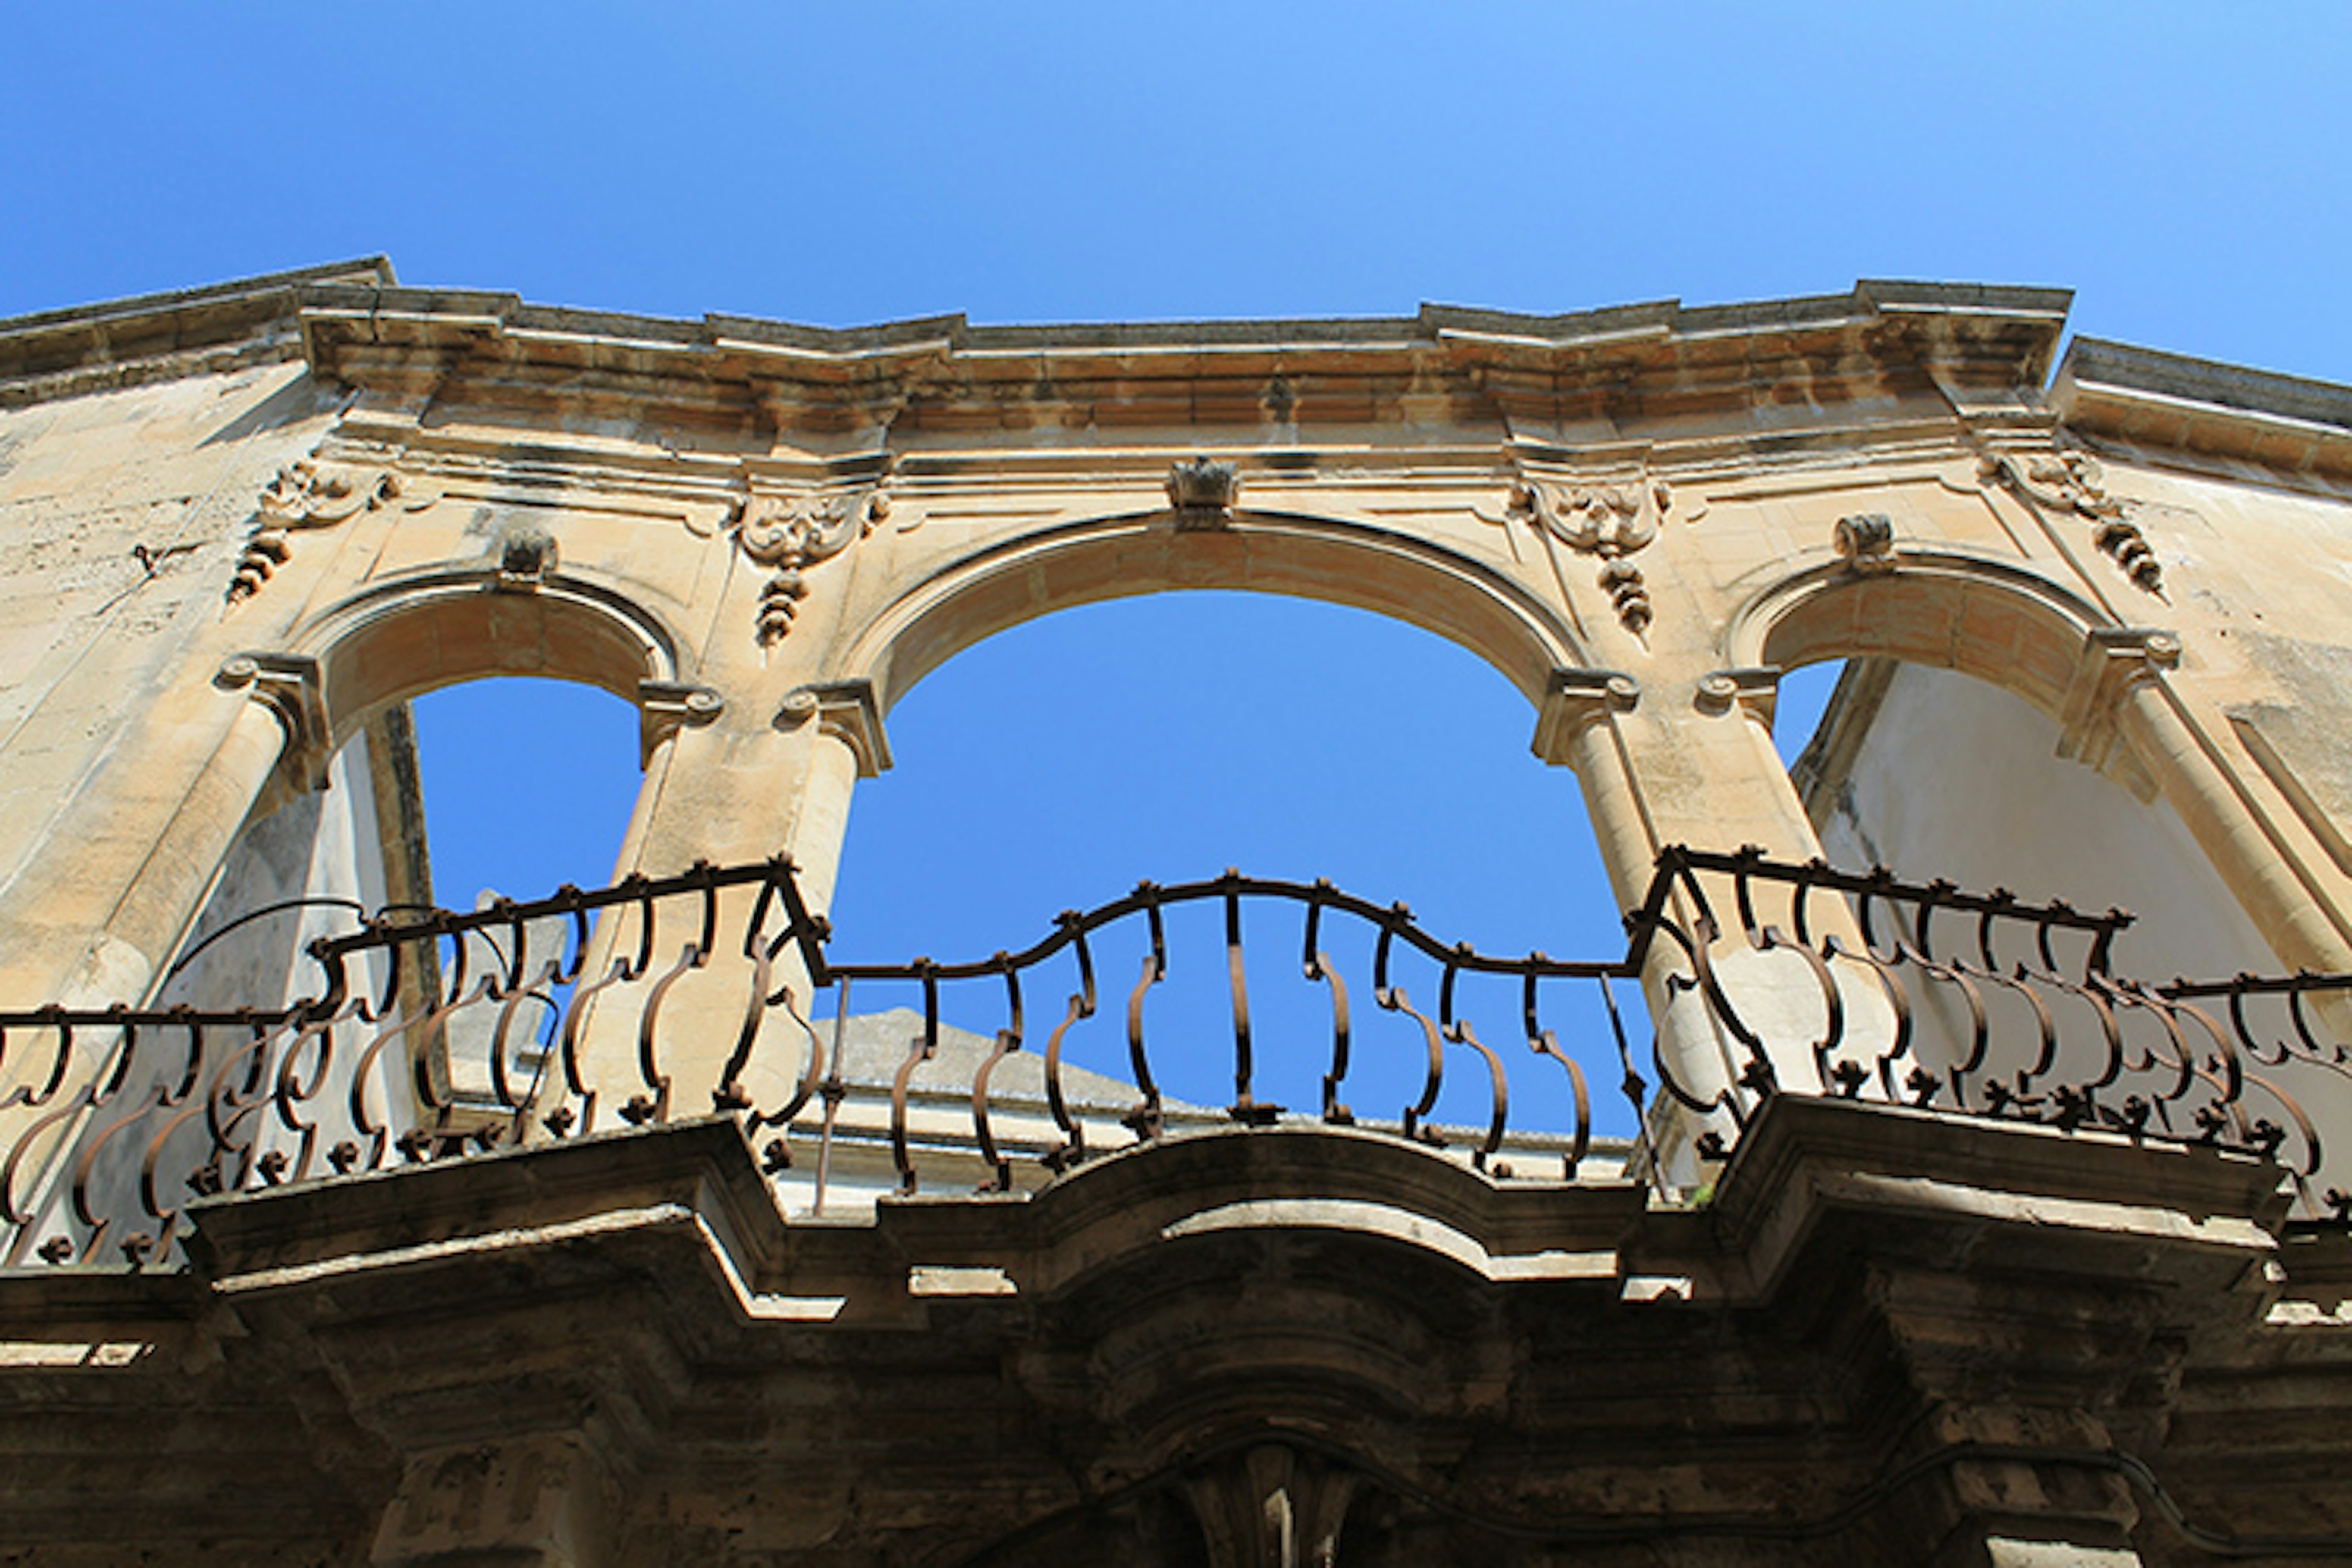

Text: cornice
xmin=0 ymin=258 xmax=395 ymax=405
xmin=29 ymin=264 xmax=2352 ymax=494
xmin=2054 ymin=336 xmax=2352 ymax=483
xmin=292 ymin=278 xmax=2078 ymax=446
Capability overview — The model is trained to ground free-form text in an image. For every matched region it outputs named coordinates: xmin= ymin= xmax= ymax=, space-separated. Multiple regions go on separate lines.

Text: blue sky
xmin=6 ymin=5 xmax=2346 ymax=1045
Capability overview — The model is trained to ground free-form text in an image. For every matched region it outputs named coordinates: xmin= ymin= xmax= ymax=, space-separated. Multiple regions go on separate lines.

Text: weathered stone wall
xmin=3 ymin=268 xmax=2352 ymax=1566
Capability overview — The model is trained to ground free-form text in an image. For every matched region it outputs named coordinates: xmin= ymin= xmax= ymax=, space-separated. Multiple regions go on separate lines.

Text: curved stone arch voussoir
xmin=288 ymin=567 xmax=687 ymax=750
xmin=829 ymin=507 xmax=1591 ymax=716
xmin=1726 ymin=546 xmax=2120 ymax=725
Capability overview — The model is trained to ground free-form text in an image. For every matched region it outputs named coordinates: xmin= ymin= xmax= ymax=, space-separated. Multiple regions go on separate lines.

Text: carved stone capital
xmin=775 ymin=679 xmax=892 ymax=777
xmin=636 ymin=680 xmax=725 ymax=766
xmin=1695 ymin=666 xmax=1780 ymax=725
xmin=2055 ymin=627 xmax=2181 ymax=797
xmin=216 ymin=652 xmax=331 ymax=791
xmin=1532 ymin=668 xmax=1639 ymax=763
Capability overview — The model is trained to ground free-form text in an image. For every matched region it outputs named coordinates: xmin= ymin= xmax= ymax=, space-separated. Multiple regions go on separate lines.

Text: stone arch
xmin=1724 ymin=547 xmax=2114 ymax=724
xmin=290 ymin=567 xmax=686 ymax=749
xmin=1721 ymin=547 xmax=2349 ymax=977
xmin=831 ymin=508 xmax=1589 ymax=716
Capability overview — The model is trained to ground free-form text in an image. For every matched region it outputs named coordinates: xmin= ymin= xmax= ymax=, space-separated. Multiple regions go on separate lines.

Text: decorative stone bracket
xmin=636 ymin=680 xmax=725 ymax=767
xmin=734 ymin=481 xmax=893 ymax=646
xmin=775 ymin=679 xmax=892 ymax=777
xmin=227 ymin=459 xmax=412 ymax=605
xmin=1982 ymin=449 xmax=2165 ymax=595
xmin=1532 ymin=668 xmax=1640 ymax=763
xmin=216 ymin=651 xmax=331 ymax=792
xmin=2055 ymin=627 xmax=2182 ymax=800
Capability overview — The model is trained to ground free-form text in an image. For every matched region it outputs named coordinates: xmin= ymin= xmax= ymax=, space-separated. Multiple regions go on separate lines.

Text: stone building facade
xmin=3 ymin=263 xmax=2352 ymax=1564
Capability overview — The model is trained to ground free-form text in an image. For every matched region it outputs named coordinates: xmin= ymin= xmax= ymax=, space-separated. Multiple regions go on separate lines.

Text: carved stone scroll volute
xmin=226 ymin=459 xmax=406 ymax=605
xmin=734 ymin=482 xmax=892 ymax=646
xmin=1982 ymin=448 xmax=2165 ymax=594
xmin=1507 ymin=476 xmax=1675 ymax=637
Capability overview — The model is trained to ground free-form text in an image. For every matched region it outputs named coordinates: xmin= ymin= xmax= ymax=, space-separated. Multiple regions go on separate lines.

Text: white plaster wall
xmin=1810 ymin=662 xmax=2280 ymax=986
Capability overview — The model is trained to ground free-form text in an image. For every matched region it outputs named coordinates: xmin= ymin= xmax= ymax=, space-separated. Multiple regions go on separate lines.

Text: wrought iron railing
xmin=2 ymin=846 xmax=2347 ymax=1268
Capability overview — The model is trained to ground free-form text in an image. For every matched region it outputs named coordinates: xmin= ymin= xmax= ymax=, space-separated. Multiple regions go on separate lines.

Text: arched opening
xmin=1783 ymin=657 xmax=2277 ymax=981
xmin=409 ymin=678 xmax=644 ymax=910
xmin=813 ymin=589 xmax=1638 ymax=1193
xmin=842 ymin=510 xmax=1585 ymax=715
xmin=1738 ymin=557 xmax=2281 ymax=979
xmin=160 ymin=675 xmax=644 ymax=1010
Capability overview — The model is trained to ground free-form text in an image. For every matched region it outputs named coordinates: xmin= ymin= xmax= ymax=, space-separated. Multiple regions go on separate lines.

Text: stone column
xmin=2076 ymin=632 xmax=2352 ymax=976
xmin=559 ymin=680 xmax=888 ymax=1133
xmin=1536 ymin=666 xmax=1878 ymax=1180
xmin=0 ymin=658 xmax=313 ymax=1015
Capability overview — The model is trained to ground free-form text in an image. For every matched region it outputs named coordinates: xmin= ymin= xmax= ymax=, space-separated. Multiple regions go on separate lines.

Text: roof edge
xmin=0 ymin=257 xmax=397 ymax=393
xmin=2056 ymin=336 xmax=2352 ymax=480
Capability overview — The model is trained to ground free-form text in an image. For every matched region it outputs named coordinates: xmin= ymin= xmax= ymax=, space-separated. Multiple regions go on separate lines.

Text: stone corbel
xmin=216 ymin=652 xmax=332 ymax=793
xmin=636 ymin=680 xmax=726 ymax=767
xmin=1532 ymin=668 xmax=1640 ymax=763
xmin=2055 ymin=627 xmax=2182 ymax=801
xmin=1695 ymin=667 xmax=1780 ymax=727
xmin=775 ymin=679 xmax=892 ymax=777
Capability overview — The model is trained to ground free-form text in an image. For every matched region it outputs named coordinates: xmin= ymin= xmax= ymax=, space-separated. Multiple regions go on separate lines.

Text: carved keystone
xmin=492 ymin=522 xmax=558 ymax=592
xmin=1833 ymin=513 xmax=1896 ymax=575
xmin=1167 ymin=458 xmax=1239 ymax=529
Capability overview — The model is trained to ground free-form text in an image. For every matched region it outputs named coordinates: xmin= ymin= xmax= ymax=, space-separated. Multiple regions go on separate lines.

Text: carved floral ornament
xmin=1980 ymin=448 xmax=2165 ymax=594
xmin=1504 ymin=477 xmax=1679 ymax=636
xmin=226 ymin=459 xmax=417 ymax=604
xmin=733 ymin=481 xmax=894 ymax=646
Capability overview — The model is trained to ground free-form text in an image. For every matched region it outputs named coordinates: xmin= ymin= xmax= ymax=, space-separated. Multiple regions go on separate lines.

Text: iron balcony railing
xmin=2 ymin=847 xmax=2347 ymax=1268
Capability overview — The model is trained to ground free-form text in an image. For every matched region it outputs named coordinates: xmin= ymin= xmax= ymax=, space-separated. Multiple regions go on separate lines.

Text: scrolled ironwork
xmin=12 ymin=843 xmax=2352 ymax=1270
